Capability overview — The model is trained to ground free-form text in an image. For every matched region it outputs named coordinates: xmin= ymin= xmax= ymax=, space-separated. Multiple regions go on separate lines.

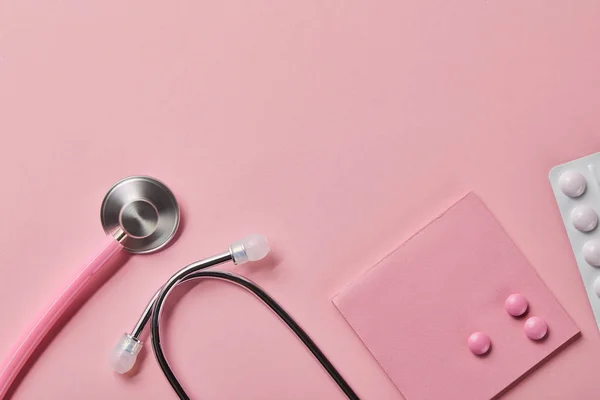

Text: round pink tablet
xmin=468 ymin=332 xmax=491 ymax=355
xmin=524 ymin=316 xmax=548 ymax=340
xmin=505 ymin=293 xmax=528 ymax=317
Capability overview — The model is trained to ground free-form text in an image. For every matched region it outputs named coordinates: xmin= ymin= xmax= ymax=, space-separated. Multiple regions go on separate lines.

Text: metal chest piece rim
xmin=101 ymin=176 xmax=180 ymax=254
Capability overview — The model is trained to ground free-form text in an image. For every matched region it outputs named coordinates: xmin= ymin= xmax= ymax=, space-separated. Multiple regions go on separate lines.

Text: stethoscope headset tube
xmin=112 ymin=235 xmax=360 ymax=400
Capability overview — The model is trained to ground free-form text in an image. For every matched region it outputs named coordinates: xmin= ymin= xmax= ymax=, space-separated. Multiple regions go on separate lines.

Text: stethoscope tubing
xmin=0 ymin=233 xmax=125 ymax=399
xmin=161 ymin=271 xmax=361 ymax=400
xmin=131 ymin=254 xmax=360 ymax=399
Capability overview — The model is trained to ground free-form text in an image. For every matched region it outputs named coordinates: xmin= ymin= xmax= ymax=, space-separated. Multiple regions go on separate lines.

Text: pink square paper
xmin=334 ymin=194 xmax=579 ymax=400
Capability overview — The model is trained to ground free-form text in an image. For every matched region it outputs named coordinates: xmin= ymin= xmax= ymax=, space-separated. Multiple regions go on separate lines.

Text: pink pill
xmin=468 ymin=332 xmax=491 ymax=355
xmin=524 ymin=316 xmax=548 ymax=340
xmin=505 ymin=293 xmax=528 ymax=317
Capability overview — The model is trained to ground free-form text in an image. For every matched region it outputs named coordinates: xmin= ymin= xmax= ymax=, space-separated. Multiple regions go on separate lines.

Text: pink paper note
xmin=334 ymin=193 xmax=579 ymax=400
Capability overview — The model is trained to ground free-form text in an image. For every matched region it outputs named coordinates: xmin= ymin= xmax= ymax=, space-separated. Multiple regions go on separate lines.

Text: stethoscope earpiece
xmin=109 ymin=234 xmax=360 ymax=400
xmin=109 ymin=233 xmax=271 ymax=375
xmin=229 ymin=233 xmax=271 ymax=264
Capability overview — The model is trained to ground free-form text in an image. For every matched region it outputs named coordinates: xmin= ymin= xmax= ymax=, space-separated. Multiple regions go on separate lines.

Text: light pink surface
xmin=333 ymin=194 xmax=580 ymax=400
xmin=1 ymin=1 xmax=600 ymax=399
xmin=0 ymin=236 xmax=122 ymax=398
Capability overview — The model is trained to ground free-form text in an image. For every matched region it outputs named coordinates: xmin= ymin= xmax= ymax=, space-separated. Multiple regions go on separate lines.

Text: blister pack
xmin=550 ymin=152 xmax=600 ymax=329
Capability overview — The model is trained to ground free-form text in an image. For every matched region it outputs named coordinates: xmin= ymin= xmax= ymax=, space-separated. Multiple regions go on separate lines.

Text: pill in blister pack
xmin=549 ymin=152 xmax=600 ymax=329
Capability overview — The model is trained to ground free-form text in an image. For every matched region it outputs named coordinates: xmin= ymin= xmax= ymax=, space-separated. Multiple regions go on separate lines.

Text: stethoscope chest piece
xmin=0 ymin=175 xmax=182 ymax=399
xmin=101 ymin=176 xmax=180 ymax=254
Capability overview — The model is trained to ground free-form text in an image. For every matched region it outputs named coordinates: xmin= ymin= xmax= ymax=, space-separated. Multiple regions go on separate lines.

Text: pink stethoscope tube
xmin=0 ymin=234 xmax=123 ymax=399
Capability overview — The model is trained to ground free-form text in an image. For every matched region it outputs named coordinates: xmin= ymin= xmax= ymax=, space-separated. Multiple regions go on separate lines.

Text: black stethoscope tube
xmin=150 ymin=269 xmax=360 ymax=400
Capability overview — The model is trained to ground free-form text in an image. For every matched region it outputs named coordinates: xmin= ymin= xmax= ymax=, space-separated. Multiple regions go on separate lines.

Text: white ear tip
xmin=110 ymin=334 xmax=142 ymax=374
xmin=230 ymin=234 xmax=270 ymax=264
xmin=110 ymin=349 xmax=137 ymax=374
xmin=244 ymin=234 xmax=270 ymax=261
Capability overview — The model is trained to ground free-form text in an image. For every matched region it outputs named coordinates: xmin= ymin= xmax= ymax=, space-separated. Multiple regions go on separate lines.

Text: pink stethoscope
xmin=0 ymin=176 xmax=180 ymax=398
xmin=0 ymin=176 xmax=359 ymax=400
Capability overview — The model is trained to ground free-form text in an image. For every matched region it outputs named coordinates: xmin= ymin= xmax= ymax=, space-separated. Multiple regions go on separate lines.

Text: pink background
xmin=0 ymin=1 xmax=599 ymax=399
